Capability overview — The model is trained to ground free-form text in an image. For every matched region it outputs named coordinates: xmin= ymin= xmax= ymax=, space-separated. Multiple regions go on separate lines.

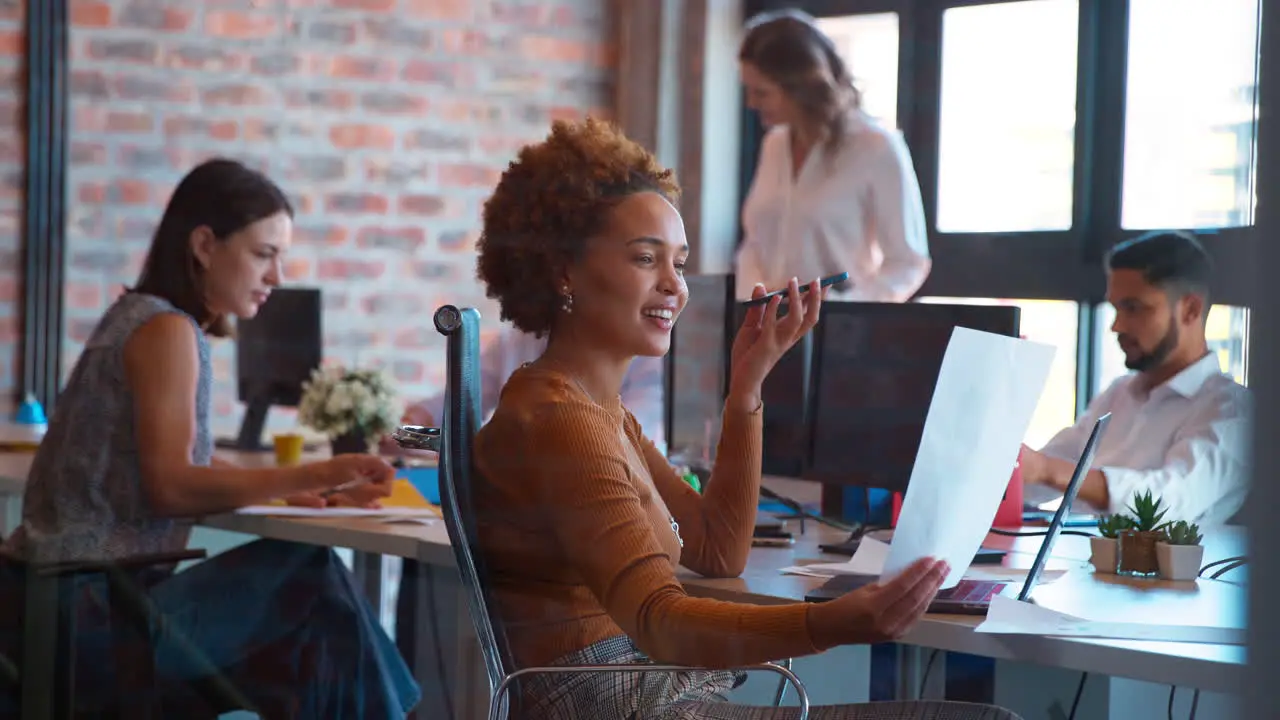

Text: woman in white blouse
xmin=736 ymin=9 xmax=931 ymax=302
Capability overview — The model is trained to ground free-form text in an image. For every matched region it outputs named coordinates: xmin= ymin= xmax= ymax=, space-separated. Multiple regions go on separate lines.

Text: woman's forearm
xmin=687 ymin=397 xmax=765 ymax=577
xmin=142 ymin=461 xmax=326 ymax=518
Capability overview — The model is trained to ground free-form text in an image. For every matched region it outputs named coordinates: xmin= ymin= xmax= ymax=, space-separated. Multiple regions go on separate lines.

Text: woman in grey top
xmin=0 ymin=159 xmax=419 ymax=717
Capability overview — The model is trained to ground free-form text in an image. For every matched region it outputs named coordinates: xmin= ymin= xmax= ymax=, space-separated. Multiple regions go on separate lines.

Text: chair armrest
xmin=32 ymin=549 xmax=207 ymax=578
xmin=392 ymin=425 xmax=442 ymax=452
xmin=494 ymin=661 xmax=810 ymax=720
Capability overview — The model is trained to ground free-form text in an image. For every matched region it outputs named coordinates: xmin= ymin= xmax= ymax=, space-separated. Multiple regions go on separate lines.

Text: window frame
xmin=739 ymin=0 xmax=1262 ymax=412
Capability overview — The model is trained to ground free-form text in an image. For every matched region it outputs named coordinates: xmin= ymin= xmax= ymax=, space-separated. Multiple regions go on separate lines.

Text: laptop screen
xmin=1015 ymin=412 xmax=1112 ymax=601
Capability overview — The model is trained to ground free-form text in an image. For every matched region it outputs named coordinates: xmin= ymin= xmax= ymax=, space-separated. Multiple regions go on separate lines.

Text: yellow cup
xmin=273 ymin=433 xmax=305 ymax=467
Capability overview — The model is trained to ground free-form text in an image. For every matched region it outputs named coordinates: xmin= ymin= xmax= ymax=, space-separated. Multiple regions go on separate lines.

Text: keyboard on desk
xmin=805 ymin=576 xmax=1008 ymax=616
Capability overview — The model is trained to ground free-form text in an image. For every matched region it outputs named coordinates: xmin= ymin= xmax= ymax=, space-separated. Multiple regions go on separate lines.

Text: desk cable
xmin=1198 ymin=555 xmax=1247 ymax=579
xmin=1168 ymin=685 xmax=1200 ymax=720
xmin=1066 ymin=672 xmax=1087 ymax=720
xmin=917 ymin=649 xmax=940 ymax=697
xmin=988 ymin=528 xmax=1096 ymax=539
xmin=758 ymin=486 xmax=858 ymax=533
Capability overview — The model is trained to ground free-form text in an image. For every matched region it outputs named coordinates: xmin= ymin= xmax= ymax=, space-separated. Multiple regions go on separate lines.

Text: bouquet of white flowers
xmin=297 ymin=365 xmax=401 ymax=443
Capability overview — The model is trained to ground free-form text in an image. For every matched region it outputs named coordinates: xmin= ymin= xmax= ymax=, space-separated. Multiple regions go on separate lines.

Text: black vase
xmin=330 ymin=431 xmax=370 ymax=455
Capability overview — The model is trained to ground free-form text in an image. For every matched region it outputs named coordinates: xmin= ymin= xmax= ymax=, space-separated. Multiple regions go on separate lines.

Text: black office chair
xmin=394 ymin=305 xmax=810 ymax=720
xmin=1 ymin=545 xmax=255 ymax=719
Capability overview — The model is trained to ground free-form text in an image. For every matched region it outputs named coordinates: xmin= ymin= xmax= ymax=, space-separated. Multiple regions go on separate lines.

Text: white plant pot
xmin=1156 ymin=542 xmax=1205 ymax=581
xmin=1089 ymin=537 xmax=1117 ymax=574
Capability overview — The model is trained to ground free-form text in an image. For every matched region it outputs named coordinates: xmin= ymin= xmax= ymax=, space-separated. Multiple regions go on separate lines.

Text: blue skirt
xmin=0 ymin=538 xmax=420 ymax=718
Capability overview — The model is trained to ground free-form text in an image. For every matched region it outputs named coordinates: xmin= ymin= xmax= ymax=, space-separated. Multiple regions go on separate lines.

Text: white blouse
xmin=736 ymin=111 xmax=931 ymax=301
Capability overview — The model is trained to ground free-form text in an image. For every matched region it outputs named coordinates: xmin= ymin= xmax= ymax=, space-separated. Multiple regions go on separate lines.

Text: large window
xmin=815 ymin=13 xmax=900 ymax=129
xmin=918 ymin=297 xmax=1079 ymax=447
xmin=1094 ymin=304 xmax=1250 ymax=393
xmin=741 ymin=0 xmax=1261 ymax=419
xmin=935 ymin=0 xmax=1079 ymax=233
xmin=1121 ymin=0 xmax=1262 ymax=229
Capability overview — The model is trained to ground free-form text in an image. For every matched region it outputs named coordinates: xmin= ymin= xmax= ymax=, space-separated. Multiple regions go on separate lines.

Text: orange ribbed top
xmin=472 ymin=366 xmax=833 ymax=669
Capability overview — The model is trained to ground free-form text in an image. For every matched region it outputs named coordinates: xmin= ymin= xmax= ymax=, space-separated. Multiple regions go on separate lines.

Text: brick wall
xmin=63 ymin=0 xmax=615 ymax=435
xmin=0 ymin=0 xmax=21 ymax=413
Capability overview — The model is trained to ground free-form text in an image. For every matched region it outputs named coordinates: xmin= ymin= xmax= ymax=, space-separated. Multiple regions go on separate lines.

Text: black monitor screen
xmin=667 ymin=274 xmax=736 ymax=465
xmin=235 ymin=287 xmax=323 ymax=407
xmin=805 ymin=301 xmax=1020 ymax=493
xmin=728 ymin=300 xmax=812 ymax=478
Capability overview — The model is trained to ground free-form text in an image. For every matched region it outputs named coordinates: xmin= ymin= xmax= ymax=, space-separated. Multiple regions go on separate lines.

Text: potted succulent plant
xmin=1091 ymin=513 xmax=1134 ymax=573
xmin=1116 ymin=490 xmax=1169 ymax=576
xmin=1156 ymin=520 xmax=1204 ymax=581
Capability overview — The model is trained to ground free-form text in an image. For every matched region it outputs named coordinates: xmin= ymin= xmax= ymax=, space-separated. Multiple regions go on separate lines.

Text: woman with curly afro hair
xmin=467 ymin=118 xmax=1021 ymax=720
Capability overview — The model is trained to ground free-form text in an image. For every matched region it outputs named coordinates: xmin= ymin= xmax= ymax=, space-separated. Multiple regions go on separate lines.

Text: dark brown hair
xmin=131 ymin=158 xmax=293 ymax=337
xmin=1107 ymin=231 xmax=1214 ymax=307
xmin=476 ymin=117 xmax=680 ymax=338
xmin=739 ymin=9 xmax=861 ymax=158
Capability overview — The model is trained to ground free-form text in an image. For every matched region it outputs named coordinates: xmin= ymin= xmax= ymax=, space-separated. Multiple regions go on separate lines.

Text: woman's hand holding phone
xmin=725 ymin=277 xmax=824 ymax=414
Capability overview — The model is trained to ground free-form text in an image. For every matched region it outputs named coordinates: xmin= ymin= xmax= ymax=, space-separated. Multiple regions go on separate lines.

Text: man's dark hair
xmin=1105 ymin=230 xmax=1213 ymax=306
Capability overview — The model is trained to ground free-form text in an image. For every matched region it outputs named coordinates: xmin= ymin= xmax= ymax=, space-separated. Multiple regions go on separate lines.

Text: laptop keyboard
xmin=939 ymin=580 xmax=1006 ymax=602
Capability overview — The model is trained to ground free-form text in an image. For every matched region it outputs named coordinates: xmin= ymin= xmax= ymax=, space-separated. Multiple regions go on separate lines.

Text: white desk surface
xmin=0 ymin=451 xmax=1248 ymax=693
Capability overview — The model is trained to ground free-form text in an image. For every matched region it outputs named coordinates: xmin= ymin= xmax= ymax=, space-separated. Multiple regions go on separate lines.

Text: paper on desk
xmin=780 ymin=537 xmax=891 ymax=577
xmin=378 ymin=516 xmax=439 ymax=526
xmin=977 ymin=595 xmax=1246 ymax=645
xmin=235 ymin=506 xmax=440 ymax=519
xmin=882 ymin=328 xmax=1055 ymax=590
xmin=780 ymin=536 xmax=1068 ymax=585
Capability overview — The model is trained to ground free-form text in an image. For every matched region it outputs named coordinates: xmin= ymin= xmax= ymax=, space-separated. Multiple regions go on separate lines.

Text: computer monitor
xmin=806 ymin=301 xmax=1021 ymax=494
xmin=665 ymin=274 xmax=737 ymax=466
xmin=218 ymin=287 xmax=323 ymax=451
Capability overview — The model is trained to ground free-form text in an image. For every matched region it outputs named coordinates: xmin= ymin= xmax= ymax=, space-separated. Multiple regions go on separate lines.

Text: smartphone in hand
xmin=742 ymin=271 xmax=850 ymax=306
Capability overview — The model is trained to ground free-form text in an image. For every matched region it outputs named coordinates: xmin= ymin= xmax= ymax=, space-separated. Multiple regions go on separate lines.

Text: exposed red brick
xmin=66 ymin=282 xmax=104 ymax=311
xmin=324 ymin=192 xmax=390 ymax=215
xmin=205 ymin=11 xmax=279 ymax=39
xmin=71 ymin=1 xmax=112 ymax=28
xmin=55 ymin=0 xmax=617 ymax=409
xmin=398 ymin=195 xmax=447 ymax=216
xmin=438 ymin=163 xmax=502 ymax=188
xmin=317 ymin=258 xmax=388 ymax=281
xmin=405 ymin=0 xmax=471 ymax=20
xmin=329 ymin=124 xmax=395 ymax=150
xmin=333 ymin=0 xmax=396 ymax=11
xmin=329 ymin=55 xmax=396 ymax=81
xmin=0 ymin=30 xmax=21 ymax=56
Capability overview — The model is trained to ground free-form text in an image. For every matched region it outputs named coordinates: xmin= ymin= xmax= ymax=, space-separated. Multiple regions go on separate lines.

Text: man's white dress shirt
xmin=1039 ymin=352 xmax=1252 ymax=526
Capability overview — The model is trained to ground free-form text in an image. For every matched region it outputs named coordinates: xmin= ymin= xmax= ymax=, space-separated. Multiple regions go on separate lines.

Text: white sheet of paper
xmin=977 ymin=595 xmax=1246 ymax=645
xmin=780 ymin=537 xmax=891 ymax=577
xmin=780 ymin=536 xmax=1069 ymax=586
xmin=378 ymin=516 xmax=439 ymax=526
xmin=881 ymin=328 xmax=1055 ymax=589
xmin=235 ymin=506 xmax=440 ymax=519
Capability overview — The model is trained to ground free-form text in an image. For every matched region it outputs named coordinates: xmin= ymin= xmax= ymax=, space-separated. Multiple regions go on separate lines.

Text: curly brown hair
xmin=476 ymin=117 xmax=681 ymax=338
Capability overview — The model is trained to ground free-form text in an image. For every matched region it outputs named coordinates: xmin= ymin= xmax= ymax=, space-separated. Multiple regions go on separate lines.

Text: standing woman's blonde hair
xmin=738 ymin=9 xmax=861 ymax=159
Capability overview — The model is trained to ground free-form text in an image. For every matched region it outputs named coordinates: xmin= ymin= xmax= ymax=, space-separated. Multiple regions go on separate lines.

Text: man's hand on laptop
xmin=1019 ymin=444 xmax=1069 ymax=491
xmin=807 ymin=557 xmax=950 ymax=645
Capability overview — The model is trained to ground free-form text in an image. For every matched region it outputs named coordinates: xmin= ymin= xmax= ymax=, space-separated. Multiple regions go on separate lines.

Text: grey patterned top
xmin=1 ymin=293 xmax=212 ymax=563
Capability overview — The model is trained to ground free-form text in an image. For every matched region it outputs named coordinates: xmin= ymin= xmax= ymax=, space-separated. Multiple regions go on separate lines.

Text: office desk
xmin=0 ymin=452 xmax=1248 ymax=717
xmin=679 ymin=524 xmax=1245 ymax=693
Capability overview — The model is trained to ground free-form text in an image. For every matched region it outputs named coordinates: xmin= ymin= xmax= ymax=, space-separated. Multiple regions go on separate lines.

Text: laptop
xmin=805 ymin=412 xmax=1112 ymax=614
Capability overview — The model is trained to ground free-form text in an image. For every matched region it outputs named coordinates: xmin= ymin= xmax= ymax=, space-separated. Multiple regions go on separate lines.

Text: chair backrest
xmin=430 ymin=305 xmax=518 ymax=695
